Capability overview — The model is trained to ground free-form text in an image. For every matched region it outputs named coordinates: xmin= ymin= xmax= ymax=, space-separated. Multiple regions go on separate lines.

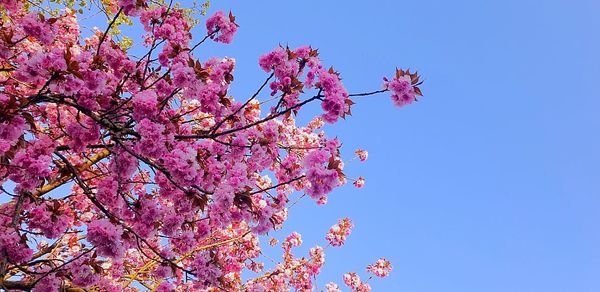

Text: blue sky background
xmin=197 ymin=0 xmax=600 ymax=291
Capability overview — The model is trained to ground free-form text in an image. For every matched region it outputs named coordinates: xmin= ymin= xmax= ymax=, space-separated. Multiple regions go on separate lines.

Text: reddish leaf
xmin=414 ymin=86 xmax=423 ymax=96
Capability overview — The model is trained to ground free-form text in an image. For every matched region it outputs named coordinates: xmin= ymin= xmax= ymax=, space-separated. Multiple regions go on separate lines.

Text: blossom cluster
xmin=384 ymin=68 xmax=424 ymax=107
xmin=343 ymin=272 xmax=372 ymax=292
xmin=355 ymin=149 xmax=369 ymax=161
xmin=206 ymin=10 xmax=238 ymax=44
xmin=367 ymin=257 xmax=393 ymax=278
xmin=0 ymin=0 xmax=418 ymax=290
xmin=326 ymin=217 xmax=354 ymax=247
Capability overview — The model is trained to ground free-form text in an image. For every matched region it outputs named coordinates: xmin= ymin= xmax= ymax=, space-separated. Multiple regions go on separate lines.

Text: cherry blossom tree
xmin=0 ymin=0 xmax=422 ymax=291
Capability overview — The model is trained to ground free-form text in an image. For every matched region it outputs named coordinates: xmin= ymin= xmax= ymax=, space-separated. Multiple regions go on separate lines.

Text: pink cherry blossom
xmin=32 ymin=274 xmax=62 ymax=292
xmin=86 ymin=219 xmax=125 ymax=259
xmin=366 ymin=257 xmax=393 ymax=278
xmin=326 ymin=282 xmax=342 ymax=292
xmin=27 ymin=201 xmax=72 ymax=239
xmin=326 ymin=218 xmax=354 ymax=247
xmin=206 ymin=11 xmax=238 ymax=44
xmin=132 ymin=90 xmax=158 ymax=121
xmin=353 ymin=176 xmax=366 ymax=188
xmin=355 ymin=149 xmax=369 ymax=161
xmin=343 ymin=272 xmax=362 ymax=289
xmin=384 ymin=68 xmax=423 ymax=107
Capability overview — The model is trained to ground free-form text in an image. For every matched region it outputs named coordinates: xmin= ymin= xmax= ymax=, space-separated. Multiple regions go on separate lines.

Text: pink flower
xmin=0 ymin=229 xmax=33 ymax=264
xmin=69 ymin=256 xmax=99 ymax=287
xmin=0 ymin=115 xmax=27 ymax=156
xmin=303 ymin=149 xmax=330 ymax=168
xmin=343 ymin=272 xmax=361 ymax=289
xmin=325 ymin=282 xmax=342 ymax=292
xmin=132 ymin=90 xmax=158 ymax=121
xmin=9 ymin=136 xmax=54 ymax=192
xmin=386 ymin=75 xmax=415 ymax=107
xmin=318 ymin=68 xmax=351 ymax=123
xmin=355 ymin=149 xmax=368 ymax=161
xmin=27 ymin=202 xmax=71 ymax=239
xmin=353 ymin=176 xmax=366 ymax=188
xmin=153 ymin=9 xmax=191 ymax=44
xmin=308 ymin=117 xmax=324 ymax=129
xmin=86 ymin=219 xmax=125 ymax=259
xmin=96 ymin=177 xmax=123 ymax=211
xmin=119 ymin=0 xmax=144 ymax=16
xmin=357 ymin=282 xmax=372 ymax=292
xmin=135 ymin=118 xmax=167 ymax=158
xmin=303 ymin=149 xmax=341 ymax=199
xmin=258 ymin=47 xmax=287 ymax=72
xmin=108 ymin=149 xmax=138 ymax=179
xmin=317 ymin=196 xmax=328 ymax=205
xmin=153 ymin=263 xmax=173 ymax=279
xmin=164 ymin=142 xmax=202 ymax=186
xmin=32 ymin=274 xmax=61 ymax=292
xmin=206 ymin=11 xmax=238 ymax=44
xmin=155 ymin=282 xmax=175 ymax=292
xmin=308 ymin=246 xmax=325 ymax=275
xmin=326 ymin=218 xmax=353 ymax=247
xmin=192 ymin=252 xmax=222 ymax=289
xmin=66 ymin=117 xmax=100 ymax=152
xmin=0 ymin=0 xmax=22 ymax=13
xmin=366 ymin=257 xmax=393 ymax=278
xmin=384 ymin=69 xmax=423 ymax=107
xmin=283 ymin=232 xmax=303 ymax=250
xmin=22 ymin=13 xmax=56 ymax=45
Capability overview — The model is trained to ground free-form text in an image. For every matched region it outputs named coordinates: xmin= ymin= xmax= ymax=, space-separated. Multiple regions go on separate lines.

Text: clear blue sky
xmin=200 ymin=0 xmax=600 ymax=291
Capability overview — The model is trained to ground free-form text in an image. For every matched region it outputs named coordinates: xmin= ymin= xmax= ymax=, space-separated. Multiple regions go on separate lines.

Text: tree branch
xmin=96 ymin=7 xmax=123 ymax=57
xmin=34 ymin=149 xmax=110 ymax=198
xmin=175 ymin=92 xmax=322 ymax=140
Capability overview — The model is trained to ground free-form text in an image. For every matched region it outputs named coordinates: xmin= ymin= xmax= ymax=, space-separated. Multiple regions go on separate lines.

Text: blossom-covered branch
xmin=0 ymin=0 xmax=422 ymax=290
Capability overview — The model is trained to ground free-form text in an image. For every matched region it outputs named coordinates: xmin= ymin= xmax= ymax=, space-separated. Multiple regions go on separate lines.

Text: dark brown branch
xmin=210 ymin=72 xmax=274 ymax=135
xmin=96 ymin=7 xmax=123 ymax=57
xmin=188 ymin=29 xmax=218 ymax=53
xmin=29 ymin=248 xmax=95 ymax=288
xmin=175 ymin=87 xmax=386 ymax=140
xmin=46 ymin=96 xmax=139 ymax=138
xmin=348 ymin=89 xmax=388 ymax=97
xmin=55 ymin=144 xmax=114 ymax=151
xmin=249 ymin=175 xmax=305 ymax=196
xmin=175 ymin=92 xmax=323 ymax=140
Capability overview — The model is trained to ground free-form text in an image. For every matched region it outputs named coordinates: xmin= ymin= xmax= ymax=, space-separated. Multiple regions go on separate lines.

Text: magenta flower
xmin=206 ymin=11 xmax=239 ymax=44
